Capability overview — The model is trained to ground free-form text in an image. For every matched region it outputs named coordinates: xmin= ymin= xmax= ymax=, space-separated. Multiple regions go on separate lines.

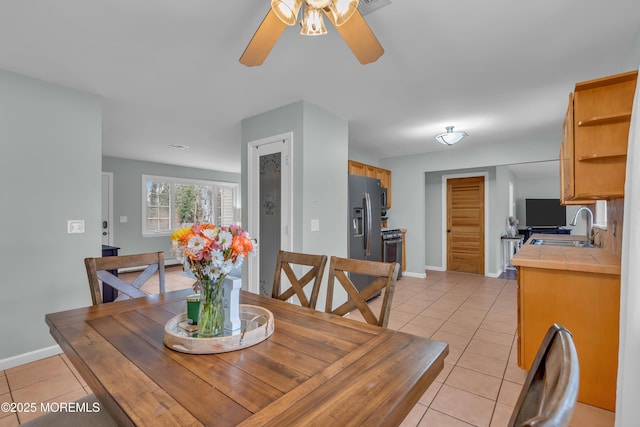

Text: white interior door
xmin=101 ymin=172 xmax=114 ymax=246
xmin=247 ymin=134 xmax=292 ymax=295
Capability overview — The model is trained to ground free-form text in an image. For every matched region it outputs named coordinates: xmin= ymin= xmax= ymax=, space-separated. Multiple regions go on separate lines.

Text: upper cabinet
xmin=348 ymin=160 xmax=392 ymax=208
xmin=561 ymin=70 xmax=638 ymax=203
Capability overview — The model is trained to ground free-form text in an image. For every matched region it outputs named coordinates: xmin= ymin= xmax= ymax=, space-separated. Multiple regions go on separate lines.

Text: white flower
xmin=211 ymin=249 xmax=225 ymax=267
xmin=219 ymin=259 xmax=234 ymax=275
xmin=187 ymin=235 xmax=207 ymax=253
xmin=218 ymin=230 xmax=233 ymax=250
xmin=202 ymin=228 xmax=217 ymax=241
xmin=233 ymin=253 xmax=245 ymax=267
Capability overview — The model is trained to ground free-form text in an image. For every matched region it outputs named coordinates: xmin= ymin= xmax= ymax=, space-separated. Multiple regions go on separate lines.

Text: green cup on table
xmin=187 ymin=295 xmax=200 ymax=325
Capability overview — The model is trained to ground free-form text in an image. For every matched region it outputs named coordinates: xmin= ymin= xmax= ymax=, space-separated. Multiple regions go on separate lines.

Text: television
xmin=525 ymin=198 xmax=566 ymax=227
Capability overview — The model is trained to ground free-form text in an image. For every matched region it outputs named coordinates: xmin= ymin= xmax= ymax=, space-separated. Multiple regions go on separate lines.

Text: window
xmin=142 ymin=175 xmax=240 ymax=236
xmin=594 ymin=200 xmax=607 ymax=228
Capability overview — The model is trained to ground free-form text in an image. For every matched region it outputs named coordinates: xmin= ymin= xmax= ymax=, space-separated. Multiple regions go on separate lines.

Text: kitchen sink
xmin=529 ymin=239 xmax=591 ymax=248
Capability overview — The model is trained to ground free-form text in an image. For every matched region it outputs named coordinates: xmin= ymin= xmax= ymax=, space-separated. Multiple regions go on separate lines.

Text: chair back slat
xmin=95 ymin=270 xmax=148 ymax=299
xmin=325 ymin=256 xmax=399 ymax=328
xmin=84 ymin=251 xmax=165 ymax=305
xmin=272 ymin=250 xmax=328 ymax=309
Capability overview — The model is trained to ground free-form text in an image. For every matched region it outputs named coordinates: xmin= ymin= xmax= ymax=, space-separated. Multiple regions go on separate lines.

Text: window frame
xmin=141 ymin=174 xmax=240 ymax=237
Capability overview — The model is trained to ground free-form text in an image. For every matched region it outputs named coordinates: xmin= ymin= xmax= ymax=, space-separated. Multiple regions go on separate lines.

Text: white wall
xmin=616 ymin=63 xmax=640 ymax=427
xmin=0 ymin=69 xmax=102 ymax=364
xmin=241 ymin=101 xmax=348 ymax=309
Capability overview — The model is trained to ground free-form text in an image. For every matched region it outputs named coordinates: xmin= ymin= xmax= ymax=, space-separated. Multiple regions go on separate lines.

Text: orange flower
xmin=170 ymin=227 xmax=193 ymax=245
xmin=231 ymin=235 xmax=253 ymax=258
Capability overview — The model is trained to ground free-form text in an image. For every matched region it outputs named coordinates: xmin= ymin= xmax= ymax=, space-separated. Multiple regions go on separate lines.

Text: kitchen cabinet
xmin=561 ymin=70 xmax=637 ymax=202
xmin=348 ymin=160 xmax=392 ymax=208
xmin=515 ymin=244 xmax=620 ymax=411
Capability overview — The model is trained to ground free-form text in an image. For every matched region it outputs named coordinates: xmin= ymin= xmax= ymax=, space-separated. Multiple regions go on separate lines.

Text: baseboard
xmin=118 ymin=257 xmax=182 ymax=273
xmin=0 ymin=345 xmax=62 ymax=371
xmin=402 ymin=271 xmax=427 ymax=279
xmin=425 ymin=265 xmax=501 ymax=278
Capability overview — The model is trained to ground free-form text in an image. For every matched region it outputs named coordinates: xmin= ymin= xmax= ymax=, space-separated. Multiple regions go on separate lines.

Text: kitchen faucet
xmin=570 ymin=206 xmax=594 ymax=246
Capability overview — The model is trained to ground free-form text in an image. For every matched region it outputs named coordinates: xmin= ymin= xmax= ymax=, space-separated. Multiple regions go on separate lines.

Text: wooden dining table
xmin=45 ymin=289 xmax=448 ymax=426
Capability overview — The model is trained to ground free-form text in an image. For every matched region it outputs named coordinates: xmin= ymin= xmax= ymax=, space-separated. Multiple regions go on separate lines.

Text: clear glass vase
xmin=197 ymin=275 xmax=225 ymax=338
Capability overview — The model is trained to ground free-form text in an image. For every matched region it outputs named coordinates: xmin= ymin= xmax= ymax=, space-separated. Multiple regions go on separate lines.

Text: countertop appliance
xmin=348 ymin=174 xmax=382 ymax=292
xmin=381 ymin=228 xmax=402 ymax=279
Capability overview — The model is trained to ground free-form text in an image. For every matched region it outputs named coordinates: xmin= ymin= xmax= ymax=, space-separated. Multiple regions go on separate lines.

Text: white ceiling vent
xmin=358 ymin=0 xmax=392 ymax=16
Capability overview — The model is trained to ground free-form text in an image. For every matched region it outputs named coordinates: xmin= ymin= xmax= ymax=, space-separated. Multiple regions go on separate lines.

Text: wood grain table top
xmin=45 ymin=289 xmax=448 ymax=426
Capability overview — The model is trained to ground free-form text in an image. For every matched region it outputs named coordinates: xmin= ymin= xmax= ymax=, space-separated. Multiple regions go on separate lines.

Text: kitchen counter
xmin=513 ymin=233 xmax=620 ymax=410
xmin=512 ymin=234 xmax=621 ymax=275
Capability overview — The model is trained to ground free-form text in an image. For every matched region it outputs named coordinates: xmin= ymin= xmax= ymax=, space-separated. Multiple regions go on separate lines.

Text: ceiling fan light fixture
xmin=328 ymin=0 xmax=359 ymax=26
xmin=300 ymin=6 xmax=328 ymax=35
xmin=271 ymin=0 xmax=304 ymax=26
xmin=435 ymin=126 xmax=467 ymax=146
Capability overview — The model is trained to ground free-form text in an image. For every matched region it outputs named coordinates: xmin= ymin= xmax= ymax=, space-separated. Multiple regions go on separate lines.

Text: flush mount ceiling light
xmin=435 ymin=126 xmax=467 ymax=146
xmin=240 ymin=0 xmax=384 ymax=66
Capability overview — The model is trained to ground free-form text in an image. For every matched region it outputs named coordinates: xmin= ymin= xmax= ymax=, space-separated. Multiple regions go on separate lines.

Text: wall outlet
xmin=311 ymin=219 xmax=320 ymax=232
xmin=120 ymin=216 xmax=128 ymax=223
xmin=67 ymin=220 xmax=85 ymax=234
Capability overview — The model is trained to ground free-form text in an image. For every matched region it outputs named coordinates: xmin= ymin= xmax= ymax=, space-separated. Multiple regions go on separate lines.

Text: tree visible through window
xmin=143 ymin=175 xmax=239 ymax=236
xmin=146 ymin=182 xmax=170 ymax=233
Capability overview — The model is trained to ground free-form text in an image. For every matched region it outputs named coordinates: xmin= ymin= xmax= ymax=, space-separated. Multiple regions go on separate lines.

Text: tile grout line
xmin=416 ymin=276 xmax=515 ymax=427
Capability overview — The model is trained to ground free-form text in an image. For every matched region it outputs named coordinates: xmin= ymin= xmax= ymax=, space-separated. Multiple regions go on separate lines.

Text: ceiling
xmin=1 ymin=1 xmax=639 ymax=173
xmin=508 ymin=160 xmax=559 ymax=180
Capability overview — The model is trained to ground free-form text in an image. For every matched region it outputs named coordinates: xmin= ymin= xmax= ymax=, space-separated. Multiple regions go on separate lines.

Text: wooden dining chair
xmin=272 ymin=250 xmax=328 ymax=309
xmin=84 ymin=251 xmax=166 ymax=305
xmin=325 ymin=256 xmax=399 ymax=327
xmin=508 ymin=324 xmax=580 ymax=427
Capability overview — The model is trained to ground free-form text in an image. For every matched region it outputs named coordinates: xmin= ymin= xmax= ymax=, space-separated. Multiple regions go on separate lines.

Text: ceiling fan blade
xmin=326 ymin=9 xmax=384 ymax=64
xmin=240 ymin=9 xmax=288 ymax=67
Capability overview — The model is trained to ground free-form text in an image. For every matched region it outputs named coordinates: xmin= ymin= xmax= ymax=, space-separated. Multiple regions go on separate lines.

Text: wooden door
xmin=447 ymin=177 xmax=485 ymax=274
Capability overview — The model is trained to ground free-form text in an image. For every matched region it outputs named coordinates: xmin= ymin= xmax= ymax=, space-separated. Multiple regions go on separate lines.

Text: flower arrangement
xmin=171 ymin=224 xmax=254 ymax=337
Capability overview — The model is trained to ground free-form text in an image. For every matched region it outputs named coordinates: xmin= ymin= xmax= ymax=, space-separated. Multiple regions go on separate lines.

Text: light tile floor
xmin=0 ymin=269 xmax=615 ymax=426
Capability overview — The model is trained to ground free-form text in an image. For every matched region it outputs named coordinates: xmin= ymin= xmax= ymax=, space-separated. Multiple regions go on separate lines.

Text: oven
xmin=381 ymin=228 xmax=402 ymax=279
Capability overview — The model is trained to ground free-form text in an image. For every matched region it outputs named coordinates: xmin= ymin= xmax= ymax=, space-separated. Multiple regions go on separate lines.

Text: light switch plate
xmin=311 ymin=219 xmax=320 ymax=232
xmin=67 ymin=220 xmax=85 ymax=234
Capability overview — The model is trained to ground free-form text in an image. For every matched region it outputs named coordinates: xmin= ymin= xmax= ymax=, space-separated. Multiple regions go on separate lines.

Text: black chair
xmin=508 ymin=324 xmax=580 ymax=427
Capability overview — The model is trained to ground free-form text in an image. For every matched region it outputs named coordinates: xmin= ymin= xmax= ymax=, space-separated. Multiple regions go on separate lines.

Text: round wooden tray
xmin=164 ymin=304 xmax=274 ymax=354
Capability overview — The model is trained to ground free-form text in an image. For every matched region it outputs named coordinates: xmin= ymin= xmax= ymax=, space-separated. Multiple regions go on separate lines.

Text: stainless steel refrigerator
xmin=348 ymin=174 xmax=382 ymax=292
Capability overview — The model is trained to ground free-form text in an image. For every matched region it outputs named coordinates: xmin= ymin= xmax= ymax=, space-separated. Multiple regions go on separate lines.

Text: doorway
xmin=247 ymin=134 xmax=292 ymax=296
xmin=446 ymin=175 xmax=485 ymax=274
xmin=101 ymin=172 xmax=113 ymax=246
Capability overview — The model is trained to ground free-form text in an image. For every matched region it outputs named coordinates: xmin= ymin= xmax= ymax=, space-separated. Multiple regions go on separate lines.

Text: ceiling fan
xmin=240 ymin=0 xmax=384 ymax=66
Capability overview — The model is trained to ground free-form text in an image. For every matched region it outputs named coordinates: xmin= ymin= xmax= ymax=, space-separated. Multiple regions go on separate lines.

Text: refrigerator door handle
xmin=364 ymin=192 xmax=372 ymax=256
